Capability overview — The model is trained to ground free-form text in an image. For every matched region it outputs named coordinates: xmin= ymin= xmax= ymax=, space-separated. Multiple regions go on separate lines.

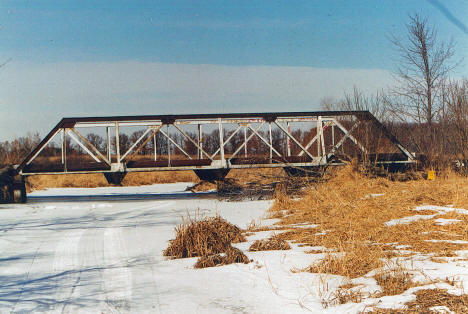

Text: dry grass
xmin=270 ymin=165 xmax=468 ymax=274
xmin=163 ymin=215 xmax=246 ymax=258
xmin=25 ymin=167 xmax=284 ymax=192
xmin=306 ymin=243 xmax=384 ymax=278
xmin=370 ymin=289 xmax=468 ymax=313
xmin=186 ymin=180 xmax=217 ymax=192
xmin=26 ymin=170 xmax=199 ymax=192
xmin=249 ymin=234 xmax=291 ymax=251
xmin=194 ymin=246 xmax=250 ymax=268
xmin=374 ymin=266 xmax=417 ymax=296
xmin=327 ymin=284 xmax=364 ymax=307
xmin=404 ymin=289 xmax=468 ymax=313
xmin=267 ymin=165 xmax=468 ymax=308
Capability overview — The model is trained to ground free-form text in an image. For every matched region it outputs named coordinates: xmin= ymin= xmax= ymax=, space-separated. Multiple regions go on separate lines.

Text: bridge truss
xmin=16 ymin=111 xmax=414 ymax=182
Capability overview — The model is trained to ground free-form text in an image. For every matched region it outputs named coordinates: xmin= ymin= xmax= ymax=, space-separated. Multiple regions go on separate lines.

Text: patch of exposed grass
xmin=374 ymin=266 xmax=417 ymax=296
xmin=306 ymin=243 xmax=384 ymax=278
xmin=327 ymin=285 xmax=364 ymax=306
xmin=249 ymin=234 xmax=291 ymax=251
xmin=405 ymin=289 xmax=468 ymax=313
xmin=370 ymin=289 xmax=468 ymax=313
xmin=194 ymin=246 xmax=251 ymax=268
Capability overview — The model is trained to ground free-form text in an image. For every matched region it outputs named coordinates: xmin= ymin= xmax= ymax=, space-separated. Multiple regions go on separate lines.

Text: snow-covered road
xmin=1 ymin=183 xmax=329 ymax=313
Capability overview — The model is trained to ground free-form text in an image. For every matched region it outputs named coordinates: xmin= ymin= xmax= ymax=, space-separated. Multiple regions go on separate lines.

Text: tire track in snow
xmin=50 ymin=229 xmax=85 ymax=314
xmin=103 ymin=227 xmax=133 ymax=312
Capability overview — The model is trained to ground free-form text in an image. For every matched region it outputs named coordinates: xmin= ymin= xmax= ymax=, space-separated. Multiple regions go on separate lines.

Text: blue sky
xmin=0 ymin=0 xmax=467 ymax=140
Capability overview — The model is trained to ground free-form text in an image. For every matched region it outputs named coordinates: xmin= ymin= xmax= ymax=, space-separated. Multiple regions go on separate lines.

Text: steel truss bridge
xmin=2 ymin=111 xmax=415 ymax=203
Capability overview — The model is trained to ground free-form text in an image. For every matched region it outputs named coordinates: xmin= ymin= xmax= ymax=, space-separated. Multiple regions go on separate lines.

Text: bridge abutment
xmin=193 ymin=169 xmax=230 ymax=182
xmin=0 ymin=167 xmax=27 ymax=204
xmin=103 ymin=172 xmax=127 ymax=185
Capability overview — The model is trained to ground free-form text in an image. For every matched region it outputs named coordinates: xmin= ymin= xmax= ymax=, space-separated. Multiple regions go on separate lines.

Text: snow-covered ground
xmin=0 ymin=183 xmax=467 ymax=313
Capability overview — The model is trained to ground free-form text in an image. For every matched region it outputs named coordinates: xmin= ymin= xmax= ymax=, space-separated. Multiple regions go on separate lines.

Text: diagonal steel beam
xmin=332 ymin=119 xmax=367 ymax=154
xmin=274 ymin=121 xmax=315 ymax=160
xmin=209 ymin=124 xmax=243 ymax=159
xmin=160 ymin=129 xmax=192 ymax=159
xmin=70 ymin=128 xmax=111 ymax=166
xmin=67 ymin=131 xmax=101 ymax=163
xmin=298 ymin=121 xmax=332 ymax=157
xmin=125 ymin=125 xmax=164 ymax=161
xmin=247 ymin=124 xmax=282 ymax=157
xmin=228 ymin=122 xmax=265 ymax=161
xmin=25 ymin=129 xmax=60 ymax=166
xmin=327 ymin=120 xmax=362 ymax=158
xmin=172 ymin=123 xmax=213 ymax=160
xmin=120 ymin=127 xmax=153 ymax=162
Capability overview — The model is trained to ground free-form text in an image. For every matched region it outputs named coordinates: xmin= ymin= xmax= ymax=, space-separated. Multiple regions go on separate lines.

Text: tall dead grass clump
xmin=163 ymin=215 xmax=246 ymax=258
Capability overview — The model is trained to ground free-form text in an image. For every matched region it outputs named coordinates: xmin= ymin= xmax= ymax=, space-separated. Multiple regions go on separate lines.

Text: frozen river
xmin=0 ymin=183 xmax=277 ymax=313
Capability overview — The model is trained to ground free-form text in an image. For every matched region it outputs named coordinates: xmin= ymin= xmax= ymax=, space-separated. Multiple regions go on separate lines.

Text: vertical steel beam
xmin=287 ymin=122 xmax=291 ymax=157
xmin=268 ymin=122 xmax=273 ymax=161
xmin=106 ymin=126 xmax=111 ymax=162
xmin=153 ymin=133 xmax=157 ymax=161
xmin=319 ymin=117 xmax=325 ymax=157
xmin=332 ymin=124 xmax=335 ymax=147
xmin=198 ymin=124 xmax=202 ymax=159
xmin=218 ymin=118 xmax=225 ymax=162
xmin=61 ymin=128 xmax=65 ymax=164
xmin=63 ymin=128 xmax=67 ymax=172
xmin=115 ymin=122 xmax=120 ymax=166
xmin=167 ymin=124 xmax=171 ymax=167
xmin=316 ymin=118 xmax=320 ymax=156
xmin=244 ymin=125 xmax=248 ymax=157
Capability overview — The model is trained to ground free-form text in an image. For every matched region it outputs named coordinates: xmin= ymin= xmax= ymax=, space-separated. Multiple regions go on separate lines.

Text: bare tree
xmin=444 ymin=79 xmax=468 ymax=162
xmin=389 ymin=14 xmax=459 ymax=164
xmin=391 ymin=14 xmax=457 ymax=124
xmin=86 ymin=133 xmax=104 ymax=152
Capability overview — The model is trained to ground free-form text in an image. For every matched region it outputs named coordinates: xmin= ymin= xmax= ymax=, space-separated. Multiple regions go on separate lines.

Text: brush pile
xmin=249 ymin=235 xmax=291 ymax=251
xmin=164 ymin=215 xmax=251 ymax=268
